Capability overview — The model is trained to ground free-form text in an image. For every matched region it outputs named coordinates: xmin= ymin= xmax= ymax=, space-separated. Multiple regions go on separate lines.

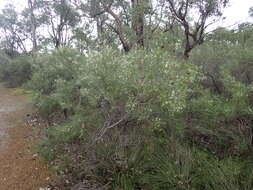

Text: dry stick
xmin=94 ymin=114 xmax=128 ymax=143
xmin=85 ymin=114 xmax=128 ymax=160
xmin=89 ymin=95 xmax=140 ymax=149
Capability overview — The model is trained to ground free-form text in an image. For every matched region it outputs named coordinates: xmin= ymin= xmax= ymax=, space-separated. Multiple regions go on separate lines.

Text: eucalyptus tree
xmin=71 ymin=0 xmax=111 ymax=51
xmin=164 ymin=0 xmax=229 ymax=58
xmin=28 ymin=0 xmax=38 ymax=52
xmin=77 ymin=0 xmax=153 ymax=52
xmin=21 ymin=0 xmax=46 ymax=53
xmin=0 ymin=4 xmax=28 ymax=55
xmin=38 ymin=0 xmax=81 ymax=48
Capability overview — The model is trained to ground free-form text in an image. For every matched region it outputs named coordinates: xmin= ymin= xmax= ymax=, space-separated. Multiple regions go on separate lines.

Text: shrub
xmin=34 ymin=48 xmax=204 ymax=188
xmin=37 ymin=120 xmax=84 ymax=162
xmin=231 ymin=48 xmax=253 ymax=84
xmin=184 ymin=68 xmax=253 ymax=156
xmin=31 ymin=47 xmax=253 ymax=189
xmin=0 ymin=51 xmax=10 ymax=65
xmin=26 ymin=48 xmax=85 ymax=119
xmin=0 ymin=55 xmax=32 ymax=87
xmin=77 ymin=49 xmax=202 ymax=129
xmin=26 ymin=48 xmax=83 ymax=95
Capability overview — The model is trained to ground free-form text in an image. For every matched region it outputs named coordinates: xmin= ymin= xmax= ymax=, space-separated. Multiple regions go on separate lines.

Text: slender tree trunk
xmin=96 ymin=17 xmax=103 ymax=38
xmin=131 ymin=0 xmax=145 ymax=48
xmin=183 ymin=44 xmax=191 ymax=59
xmin=28 ymin=0 xmax=37 ymax=53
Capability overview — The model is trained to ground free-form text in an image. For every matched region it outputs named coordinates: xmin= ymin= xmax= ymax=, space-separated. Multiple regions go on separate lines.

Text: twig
xmin=95 ymin=114 xmax=128 ymax=142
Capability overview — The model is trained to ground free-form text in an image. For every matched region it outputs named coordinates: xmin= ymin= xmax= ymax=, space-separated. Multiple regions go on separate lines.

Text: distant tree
xmin=77 ymin=0 xmax=151 ymax=52
xmin=39 ymin=0 xmax=81 ymax=48
xmin=27 ymin=0 xmax=38 ymax=52
xmin=165 ymin=0 xmax=229 ymax=58
xmin=208 ymin=27 xmax=236 ymax=44
xmin=249 ymin=7 xmax=253 ymax=18
xmin=0 ymin=4 xmax=28 ymax=55
xmin=21 ymin=0 xmax=45 ymax=53
xmin=237 ymin=22 xmax=253 ymax=48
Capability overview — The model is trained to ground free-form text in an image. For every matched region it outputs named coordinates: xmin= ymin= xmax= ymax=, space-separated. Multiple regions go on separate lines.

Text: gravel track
xmin=0 ymin=85 xmax=53 ymax=190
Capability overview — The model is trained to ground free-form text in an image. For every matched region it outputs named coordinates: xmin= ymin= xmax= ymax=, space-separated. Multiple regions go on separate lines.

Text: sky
xmin=218 ymin=0 xmax=253 ymax=28
xmin=0 ymin=0 xmax=26 ymax=10
xmin=0 ymin=0 xmax=252 ymax=29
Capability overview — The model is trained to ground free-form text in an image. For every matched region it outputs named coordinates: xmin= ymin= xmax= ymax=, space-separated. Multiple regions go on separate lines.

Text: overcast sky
xmin=0 ymin=0 xmax=252 ymax=29
xmin=218 ymin=0 xmax=253 ymax=28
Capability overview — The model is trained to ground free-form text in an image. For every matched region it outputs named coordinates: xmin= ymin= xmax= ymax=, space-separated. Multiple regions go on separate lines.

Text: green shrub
xmin=37 ymin=118 xmax=84 ymax=162
xmin=0 ymin=51 xmax=10 ymax=65
xmin=76 ymin=49 xmax=202 ymax=129
xmin=231 ymin=48 xmax=253 ymax=84
xmin=33 ymin=48 xmax=204 ymax=188
xmin=31 ymin=47 xmax=253 ymax=189
xmin=26 ymin=48 xmax=85 ymax=118
xmin=0 ymin=55 xmax=32 ymax=87
xmin=189 ymin=43 xmax=235 ymax=94
xmin=183 ymin=68 xmax=253 ymax=156
xmin=26 ymin=48 xmax=83 ymax=95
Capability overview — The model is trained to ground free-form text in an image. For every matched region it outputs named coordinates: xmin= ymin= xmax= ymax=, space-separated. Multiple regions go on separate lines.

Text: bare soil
xmin=0 ymin=85 xmax=53 ymax=190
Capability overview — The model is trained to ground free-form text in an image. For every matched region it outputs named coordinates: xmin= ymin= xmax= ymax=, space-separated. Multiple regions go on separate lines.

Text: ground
xmin=0 ymin=84 xmax=53 ymax=190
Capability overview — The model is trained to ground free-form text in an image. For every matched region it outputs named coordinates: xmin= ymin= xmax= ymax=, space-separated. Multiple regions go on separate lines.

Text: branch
xmin=102 ymin=2 xmax=131 ymax=51
xmin=94 ymin=114 xmax=128 ymax=142
xmin=151 ymin=0 xmax=166 ymax=33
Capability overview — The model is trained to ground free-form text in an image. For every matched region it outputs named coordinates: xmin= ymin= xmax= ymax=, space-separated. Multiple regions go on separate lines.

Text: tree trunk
xmin=183 ymin=31 xmax=191 ymax=59
xmin=183 ymin=45 xmax=191 ymax=59
xmin=131 ymin=0 xmax=145 ymax=48
xmin=96 ymin=17 xmax=103 ymax=38
xmin=28 ymin=0 xmax=37 ymax=53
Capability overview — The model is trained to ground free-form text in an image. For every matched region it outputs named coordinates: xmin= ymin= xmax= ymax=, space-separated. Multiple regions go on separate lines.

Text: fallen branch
xmin=94 ymin=114 xmax=128 ymax=143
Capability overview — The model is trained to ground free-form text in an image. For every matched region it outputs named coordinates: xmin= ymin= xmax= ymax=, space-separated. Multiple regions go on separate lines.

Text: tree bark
xmin=104 ymin=5 xmax=132 ymax=52
xmin=28 ymin=0 xmax=37 ymax=53
xmin=131 ymin=0 xmax=145 ymax=48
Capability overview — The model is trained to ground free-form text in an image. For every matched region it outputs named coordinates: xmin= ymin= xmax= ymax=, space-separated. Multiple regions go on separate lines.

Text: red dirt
xmin=0 ymin=85 xmax=54 ymax=190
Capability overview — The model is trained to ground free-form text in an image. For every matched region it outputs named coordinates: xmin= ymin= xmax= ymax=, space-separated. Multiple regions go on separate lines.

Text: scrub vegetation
xmin=0 ymin=0 xmax=253 ymax=189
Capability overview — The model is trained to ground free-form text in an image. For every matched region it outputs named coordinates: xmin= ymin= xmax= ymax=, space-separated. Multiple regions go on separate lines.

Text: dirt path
xmin=0 ymin=85 xmax=52 ymax=190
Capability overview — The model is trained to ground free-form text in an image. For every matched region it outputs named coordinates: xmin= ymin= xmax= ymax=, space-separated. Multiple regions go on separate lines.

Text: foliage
xmin=0 ymin=55 xmax=32 ymax=87
xmin=0 ymin=51 xmax=10 ymax=65
xmin=18 ymin=46 xmax=252 ymax=189
xmin=0 ymin=1 xmax=253 ymax=188
xmin=79 ymin=48 xmax=201 ymax=116
xmin=25 ymin=48 xmax=83 ymax=117
xmin=187 ymin=40 xmax=253 ymax=156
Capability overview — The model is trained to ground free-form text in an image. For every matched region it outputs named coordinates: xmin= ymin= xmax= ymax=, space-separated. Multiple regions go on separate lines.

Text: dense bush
xmin=0 ymin=54 xmax=32 ymax=87
xmin=1 ymin=46 xmax=253 ymax=189
xmin=0 ymin=51 xmax=10 ymax=65
xmin=25 ymin=48 xmax=84 ymax=119
xmin=0 ymin=1 xmax=252 ymax=189
xmin=231 ymin=48 xmax=253 ymax=84
xmin=188 ymin=43 xmax=253 ymax=157
xmin=27 ymin=48 xmax=253 ymax=189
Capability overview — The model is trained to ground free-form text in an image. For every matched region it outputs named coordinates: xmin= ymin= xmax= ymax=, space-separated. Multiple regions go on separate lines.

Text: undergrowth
xmin=1 ymin=46 xmax=253 ymax=189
